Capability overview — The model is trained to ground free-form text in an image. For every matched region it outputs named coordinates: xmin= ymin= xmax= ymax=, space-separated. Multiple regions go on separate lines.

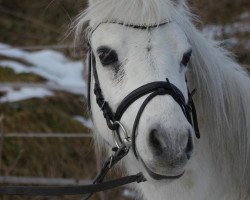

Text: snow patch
xmin=202 ymin=11 xmax=250 ymax=41
xmin=202 ymin=14 xmax=250 ymax=51
xmin=0 ymin=60 xmax=32 ymax=73
xmin=0 ymin=86 xmax=53 ymax=103
xmin=203 ymin=22 xmax=250 ymax=39
xmin=0 ymin=44 xmax=87 ymax=103
xmin=73 ymin=116 xmax=93 ymax=129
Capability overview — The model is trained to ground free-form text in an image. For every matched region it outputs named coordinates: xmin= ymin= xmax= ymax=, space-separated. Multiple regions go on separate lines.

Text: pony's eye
xmin=181 ymin=50 xmax=192 ymax=67
xmin=97 ymin=46 xmax=118 ymax=66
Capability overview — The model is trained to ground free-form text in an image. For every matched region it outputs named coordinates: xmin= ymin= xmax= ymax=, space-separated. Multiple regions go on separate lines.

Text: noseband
xmin=0 ymin=20 xmax=200 ymax=199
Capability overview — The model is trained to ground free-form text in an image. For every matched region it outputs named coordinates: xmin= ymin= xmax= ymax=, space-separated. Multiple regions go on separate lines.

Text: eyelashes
xmin=97 ymin=46 xmax=118 ymax=66
xmin=181 ymin=49 xmax=192 ymax=67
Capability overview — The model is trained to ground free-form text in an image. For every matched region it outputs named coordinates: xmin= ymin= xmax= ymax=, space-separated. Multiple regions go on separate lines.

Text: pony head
xmin=80 ymin=0 xmax=198 ymax=180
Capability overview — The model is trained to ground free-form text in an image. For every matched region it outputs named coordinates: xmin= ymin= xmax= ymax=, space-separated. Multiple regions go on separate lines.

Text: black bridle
xmin=0 ymin=20 xmax=200 ymax=199
xmin=89 ymin=48 xmax=200 ymax=157
xmin=89 ymin=20 xmax=200 ymax=151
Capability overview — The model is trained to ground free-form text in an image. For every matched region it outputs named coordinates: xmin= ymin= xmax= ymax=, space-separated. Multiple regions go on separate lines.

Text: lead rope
xmin=0 ymin=146 xmax=146 ymax=197
xmin=82 ymin=146 xmax=146 ymax=200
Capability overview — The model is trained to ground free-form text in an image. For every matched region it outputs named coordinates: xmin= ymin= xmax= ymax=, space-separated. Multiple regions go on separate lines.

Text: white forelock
xmin=74 ymin=0 xmax=192 ymax=41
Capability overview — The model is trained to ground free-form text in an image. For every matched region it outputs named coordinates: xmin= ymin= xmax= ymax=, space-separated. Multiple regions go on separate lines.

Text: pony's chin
xmin=141 ymin=159 xmax=185 ymax=180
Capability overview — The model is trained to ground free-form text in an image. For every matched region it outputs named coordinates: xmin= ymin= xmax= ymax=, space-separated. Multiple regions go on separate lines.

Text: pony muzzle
xmin=138 ymin=126 xmax=194 ymax=180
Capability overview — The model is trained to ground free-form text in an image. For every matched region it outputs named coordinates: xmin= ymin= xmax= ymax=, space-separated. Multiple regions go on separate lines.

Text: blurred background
xmin=0 ymin=0 xmax=249 ymax=200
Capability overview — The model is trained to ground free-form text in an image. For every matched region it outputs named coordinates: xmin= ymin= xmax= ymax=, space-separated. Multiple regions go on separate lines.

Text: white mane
xmin=74 ymin=0 xmax=250 ymax=198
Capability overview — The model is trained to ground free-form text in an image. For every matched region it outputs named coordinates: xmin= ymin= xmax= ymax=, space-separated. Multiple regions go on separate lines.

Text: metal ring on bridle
xmin=111 ymin=121 xmax=131 ymax=148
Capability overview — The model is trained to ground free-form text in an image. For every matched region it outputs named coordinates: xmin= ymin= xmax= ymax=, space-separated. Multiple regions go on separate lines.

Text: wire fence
xmin=0 ymin=44 xmax=76 ymax=51
xmin=0 ymin=176 xmax=92 ymax=186
xmin=0 ymin=111 xmax=134 ymax=199
xmin=1 ymin=133 xmax=92 ymax=138
xmin=0 ymin=114 xmax=107 ymax=199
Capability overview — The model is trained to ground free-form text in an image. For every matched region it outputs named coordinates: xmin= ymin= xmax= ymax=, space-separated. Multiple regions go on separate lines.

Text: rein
xmin=0 ymin=20 xmax=200 ymax=199
xmin=0 ymin=146 xmax=145 ymax=198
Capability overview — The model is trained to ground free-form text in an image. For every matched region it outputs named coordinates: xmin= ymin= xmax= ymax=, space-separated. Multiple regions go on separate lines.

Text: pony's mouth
xmin=141 ymin=159 xmax=185 ymax=180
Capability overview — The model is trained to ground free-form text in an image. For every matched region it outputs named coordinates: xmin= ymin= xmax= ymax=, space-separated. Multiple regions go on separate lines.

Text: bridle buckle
xmin=111 ymin=121 xmax=131 ymax=148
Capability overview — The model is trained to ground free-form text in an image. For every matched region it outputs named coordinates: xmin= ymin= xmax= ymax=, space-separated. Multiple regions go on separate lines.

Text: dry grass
xmin=0 ymin=68 xmax=46 ymax=82
xmin=0 ymin=92 xmax=89 ymax=133
xmin=189 ymin=0 xmax=250 ymax=24
xmin=0 ymin=0 xmax=87 ymax=46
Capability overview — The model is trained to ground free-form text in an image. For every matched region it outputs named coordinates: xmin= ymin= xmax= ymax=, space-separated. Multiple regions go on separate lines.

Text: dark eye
xmin=97 ymin=46 xmax=118 ymax=66
xmin=181 ymin=50 xmax=192 ymax=67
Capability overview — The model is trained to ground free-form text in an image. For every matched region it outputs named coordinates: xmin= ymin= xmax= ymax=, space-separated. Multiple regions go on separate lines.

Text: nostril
xmin=185 ymin=131 xmax=193 ymax=160
xmin=149 ymin=129 xmax=164 ymax=156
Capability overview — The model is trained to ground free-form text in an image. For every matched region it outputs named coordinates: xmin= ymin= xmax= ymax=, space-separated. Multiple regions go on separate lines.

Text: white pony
xmin=75 ymin=0 xmax=250 ymax=199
